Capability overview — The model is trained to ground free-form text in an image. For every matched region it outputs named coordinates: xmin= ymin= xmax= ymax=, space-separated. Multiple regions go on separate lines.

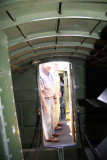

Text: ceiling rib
xmin=0 ymin=2 xmax=106 ymax=69
xmin=9 ymin=44 xmax=95 ymax=60
xmin=10 ymin=45 xmax=91 ymax=62
xmin=8 ymin=31 xmax=99 ymax=47
xmin=55 ymin=37 xmax=58 ymax=50
xmin=89 ymin=44 xmax=107 ymax=66
xmin=6 ymin=10 xmax=27 ymax=39
xmin=12 ymin=50 xmax=88 ymax=65
xmin=55 ymin=2 xmax=62 ymax=51
xmin=10 ymin=50 xmax=33 ymax=61
xmin=81 ymin=37 xmax=87 ymax=45
xmin=6 ymin=11 xmax=30 ymax=69
xmin=11 ymin=64 xmax=25 ymax=72
xmin=1 ymin=4 xmax=107 ymax=29
xmin=101 ymin=44 xmax=107 ymax=52
xmin=16 ymin=26 xmax=27 ymax=38
xmin=88 ymin=55 xmax=107 ymax=66
xmin=6 ymin=10 xmax=37 ymax=54
xmin=26 ymin=41 xmax=38 ymax=54
xmin=90 ymin=20 xmax=101 ymax=35
xmin=18 ymin=54 xmax=87 ymax=66
xmin=6 ymin=11 xmax=16 ymax=22
xmin=11 ymin=50 xmax=90 ymax=64
xmin=75 ymin=47 xmax=78 ymax=51
xmin=9 ymin=41 xmax=96 ymax=55
xmin=27 ymin=41 xmax=33 ymax=47
xmin=23 ymin=54 xmax=84 ymax=66
xmin=56 ymin=19 xmax=61 ymax=34
xmin=56 ymin=2 xmax=62 ymax=33
xmin=59 ymin=2 xmax=62 ymax=15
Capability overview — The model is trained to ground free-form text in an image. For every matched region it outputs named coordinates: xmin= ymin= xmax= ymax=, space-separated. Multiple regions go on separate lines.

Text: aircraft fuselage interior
xmin=0 ymin=1 xmax=107 ymax=160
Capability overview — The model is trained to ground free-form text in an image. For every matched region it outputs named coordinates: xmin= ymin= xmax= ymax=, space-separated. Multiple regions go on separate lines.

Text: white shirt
xmin=40 ymin=68 xmax=55 ymax=98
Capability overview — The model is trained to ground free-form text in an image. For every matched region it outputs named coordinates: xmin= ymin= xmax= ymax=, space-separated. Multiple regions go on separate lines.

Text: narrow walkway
xmin=45 ymin=120 xmax=74 ymax=147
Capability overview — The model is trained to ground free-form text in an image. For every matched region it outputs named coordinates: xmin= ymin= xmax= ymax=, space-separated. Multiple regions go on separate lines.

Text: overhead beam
xmin=10 ymin=46 xmax=91 ymax=62
xmin=9 ymin=43 xmax=95 ymax=58
xmin=90 ymin=20 xmax=102 ymax=35
xmin=10 ymin=64 xmax=25 ymax=71
xmin=8 ymin=31 xmax=99 ymax=47
xmin=16 ymin=53 xmax=87 ymax=66
xmin=88 ymin=55 xmax=107 ymax=66
xmin=11 ymin=50 xmax=88 ymax=65
xmin=11 ymin=50 xmax=89 ymax=64
xmin=0 ymin=1 xmax=107 ymax=9
xmin=0 ymin=3 xmax=107 ymax=29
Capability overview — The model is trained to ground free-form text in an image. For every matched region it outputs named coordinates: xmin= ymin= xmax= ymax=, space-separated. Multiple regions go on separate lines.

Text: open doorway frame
xmin=38 ymin=61 xmax=75 ymax=147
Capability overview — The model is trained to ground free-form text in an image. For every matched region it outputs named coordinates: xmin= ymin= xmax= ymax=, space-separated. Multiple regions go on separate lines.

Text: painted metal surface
xmin=0 ymin=1 xmax=106 ymax=67
xmin=0 ymin=97 xmax=10 ymax=160
xmin=0 ymin=1 xmax=107 ymax=160
xmin=0 ymin=30 xmax=23 ymax=160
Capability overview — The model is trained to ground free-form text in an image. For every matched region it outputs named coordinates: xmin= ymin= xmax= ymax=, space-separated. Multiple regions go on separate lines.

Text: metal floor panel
xmin=44 ymin=120 xmax=74 ymax=148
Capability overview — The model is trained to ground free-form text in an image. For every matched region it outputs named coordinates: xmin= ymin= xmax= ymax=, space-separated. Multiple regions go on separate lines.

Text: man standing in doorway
xmin=40 ymin=63 xmax=59 ymax=142
xmin=51 ymin=62 xmax=63 ymax=130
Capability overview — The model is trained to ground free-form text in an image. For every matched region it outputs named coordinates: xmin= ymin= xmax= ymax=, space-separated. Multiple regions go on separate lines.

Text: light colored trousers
xmin=54 ymin=97 xmax=60 ymax=127
xmin=42 ymin=98 xmax=55 ymax=140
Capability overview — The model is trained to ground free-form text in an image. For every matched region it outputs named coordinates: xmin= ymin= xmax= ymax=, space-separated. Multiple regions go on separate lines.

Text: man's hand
xmin=59 ymin=92 xmax=62 ymax=97
xmin=40 ymin=89 xmax=49 ymax=114
xmin=54 ymin=98 xmax=57 ymax=104
xmin=44 ymin=105 xmax=49 ymax=114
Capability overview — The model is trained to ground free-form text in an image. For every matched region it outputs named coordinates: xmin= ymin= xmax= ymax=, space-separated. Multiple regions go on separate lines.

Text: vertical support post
xmin=0 ymin=30 xmax=23 ymax=160
xmin=58 ymin=147 xmax=64 ymax=160
xmin=72 ymin=59 xmax=86 ymax=146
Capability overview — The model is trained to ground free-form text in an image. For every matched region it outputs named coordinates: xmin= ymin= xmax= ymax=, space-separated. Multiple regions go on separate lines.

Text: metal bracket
xmin=37 ymin=108 xmax=41 ymax=116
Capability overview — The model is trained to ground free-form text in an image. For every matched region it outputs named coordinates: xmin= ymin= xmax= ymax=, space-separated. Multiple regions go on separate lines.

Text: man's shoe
xmin=52 ymin=133 xmax=60 ymax=137
xmin=57 ymin=122 xmax=63 ymax=126
xmin=55 ymin=126 xmax=62 ymax=130
xmin=47 ymin=137 xmax=59 ymax=142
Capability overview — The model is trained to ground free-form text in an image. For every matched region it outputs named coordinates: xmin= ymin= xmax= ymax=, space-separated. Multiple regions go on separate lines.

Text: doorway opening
xmin=39 ymin=61 xmax=75 ymax=147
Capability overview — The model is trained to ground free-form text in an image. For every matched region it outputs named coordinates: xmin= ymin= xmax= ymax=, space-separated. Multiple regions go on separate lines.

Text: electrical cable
xmin=33 ymin=114 xmax=41 ymax=160
xmin=24 ymin=109 xmax=41 ymax=159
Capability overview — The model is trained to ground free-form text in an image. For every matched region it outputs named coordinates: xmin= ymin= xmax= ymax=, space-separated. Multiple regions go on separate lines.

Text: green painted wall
xmin=11 ymin=57 xmax=107 ymax=160
xmin=12 ymin=58 xmax=89 ymax=160
xmin=0 ymin=30 xmax=23 ymax=160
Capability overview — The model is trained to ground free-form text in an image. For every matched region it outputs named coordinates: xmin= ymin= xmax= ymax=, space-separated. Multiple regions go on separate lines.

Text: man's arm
xmin=53 ymin=94 xmax=57 ymax=105
xmin=40 ymin=89 xmax=49 ymax=113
